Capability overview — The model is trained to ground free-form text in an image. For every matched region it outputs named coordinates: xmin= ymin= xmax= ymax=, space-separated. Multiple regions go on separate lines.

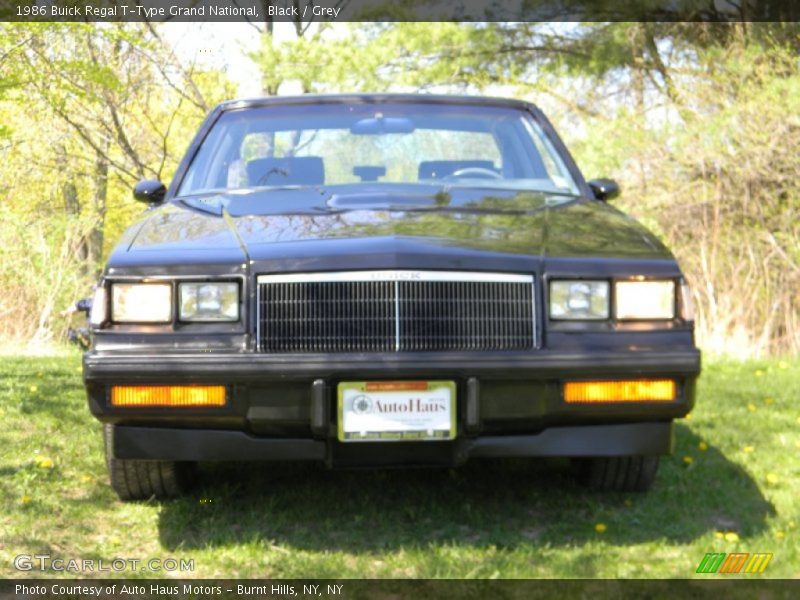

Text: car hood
xmin=109 ymin=185 xmax=673 ymax=269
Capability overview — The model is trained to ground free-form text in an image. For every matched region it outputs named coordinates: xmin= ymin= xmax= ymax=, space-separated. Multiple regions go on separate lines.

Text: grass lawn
xmin=0 ymin=352 xmax=798 ymax=579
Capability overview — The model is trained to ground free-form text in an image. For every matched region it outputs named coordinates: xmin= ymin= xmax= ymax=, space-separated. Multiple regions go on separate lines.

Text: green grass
xmin=1 ymin=352 xmax=798 ymax=578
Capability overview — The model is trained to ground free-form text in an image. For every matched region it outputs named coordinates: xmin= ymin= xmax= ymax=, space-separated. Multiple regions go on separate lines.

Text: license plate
xmin=337 ymin=380 xmax=456 ymax=442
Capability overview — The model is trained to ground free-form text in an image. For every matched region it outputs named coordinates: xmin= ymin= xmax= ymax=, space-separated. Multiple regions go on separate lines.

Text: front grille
xmin=259 ymin=280 xmax=396 ymax=353
xmin=257 ymin=271 xmax=535 ymax=353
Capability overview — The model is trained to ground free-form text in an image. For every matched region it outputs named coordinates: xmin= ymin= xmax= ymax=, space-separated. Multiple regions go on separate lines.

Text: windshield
xmin=177 ymin=102 xmax=580 ymax=197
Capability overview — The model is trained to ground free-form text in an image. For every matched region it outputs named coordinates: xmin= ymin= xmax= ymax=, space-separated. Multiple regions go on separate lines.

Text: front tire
xmin=573 ymin=456 xmax=660 ymax=492
xmin=104 ymin=424 xmax=195 ymax=500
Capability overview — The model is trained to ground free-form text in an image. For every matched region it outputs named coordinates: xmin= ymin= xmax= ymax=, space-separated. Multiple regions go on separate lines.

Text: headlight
xmin=549 ymin=280 xmax=609 ymax=320
xmin=615 ymin=280 xmax=675 ymax=320
xmin=111 ymin=283 xmax=172 ymax=323
xmin=179 ymin=282 xmax=239 ymax=322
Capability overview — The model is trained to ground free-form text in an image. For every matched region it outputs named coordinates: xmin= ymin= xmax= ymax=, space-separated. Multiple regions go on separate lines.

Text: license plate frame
xmin=337 ymin=380 xmax=456 ymax=442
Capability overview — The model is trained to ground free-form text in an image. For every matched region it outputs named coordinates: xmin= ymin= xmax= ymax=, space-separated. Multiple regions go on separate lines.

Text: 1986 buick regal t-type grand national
xmin=83 ymin=94 xmax=701 ymax=499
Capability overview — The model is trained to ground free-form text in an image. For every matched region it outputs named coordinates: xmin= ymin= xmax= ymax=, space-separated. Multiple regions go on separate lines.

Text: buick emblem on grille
xmin=368 ymin=271 xmax=422 ymax=281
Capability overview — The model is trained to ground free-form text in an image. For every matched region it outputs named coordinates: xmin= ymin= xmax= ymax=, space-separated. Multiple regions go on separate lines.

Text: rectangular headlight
xmin=179 ymin=282 xmax=239 ymax=322
xmin=615 ymin=280 xmax=675 ymax=320
xmin=111 ymin=283 xmax=172 ymax=323
xmin=550 ymin=280 xmax=609 ymax=320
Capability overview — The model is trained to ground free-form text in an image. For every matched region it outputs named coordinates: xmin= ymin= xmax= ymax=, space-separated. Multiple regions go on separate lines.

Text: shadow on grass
xmin=157 ymin=424 xmax=775 ymax=552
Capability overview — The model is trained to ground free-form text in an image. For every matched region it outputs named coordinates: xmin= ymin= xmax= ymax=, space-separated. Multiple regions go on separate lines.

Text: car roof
xmin=217 ymin=93 xmax=539 ymax=112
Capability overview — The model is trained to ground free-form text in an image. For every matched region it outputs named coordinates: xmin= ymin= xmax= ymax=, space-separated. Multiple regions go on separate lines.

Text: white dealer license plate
xmin=337 ymin=380 xmax=456 ymax=442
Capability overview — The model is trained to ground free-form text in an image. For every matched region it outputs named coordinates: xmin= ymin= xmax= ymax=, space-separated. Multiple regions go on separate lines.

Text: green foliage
xmin=574 ymin=40 xmax=800 ymax=355
xmin=0 ymin=23 xmax=236 ymax=345
xmin=249 ymin=23 xmax=508 ymax=93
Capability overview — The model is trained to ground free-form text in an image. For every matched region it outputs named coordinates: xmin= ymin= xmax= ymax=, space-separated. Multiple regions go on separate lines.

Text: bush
xmin=571 ymin=42 xmax=800 ymax=356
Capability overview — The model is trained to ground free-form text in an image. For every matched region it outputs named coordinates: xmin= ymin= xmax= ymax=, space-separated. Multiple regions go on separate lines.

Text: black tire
xmin=573 ymin=456 xmax=660 ymax=492
xmin=104 ymin=424 xmax=195 ymax=500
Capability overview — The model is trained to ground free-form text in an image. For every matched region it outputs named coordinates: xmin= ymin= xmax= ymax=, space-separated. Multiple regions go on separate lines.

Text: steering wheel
xmin=444 ymin=167 xmax=503 ymax=180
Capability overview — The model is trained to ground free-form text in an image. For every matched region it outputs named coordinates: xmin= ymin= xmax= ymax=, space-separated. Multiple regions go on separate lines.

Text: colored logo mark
xmin=696 ymin=552 xmax=773 ymax=574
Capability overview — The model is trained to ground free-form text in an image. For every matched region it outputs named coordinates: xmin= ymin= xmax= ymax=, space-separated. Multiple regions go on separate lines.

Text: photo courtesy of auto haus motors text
xmin=14 ymin=583 xmax=345 ymax=597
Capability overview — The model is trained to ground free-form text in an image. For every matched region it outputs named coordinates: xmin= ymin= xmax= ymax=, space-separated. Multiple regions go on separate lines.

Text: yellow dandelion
xmin=109 ymin=536 xmax=121 ymax=545
xmin=724 ymin=532 xmax=740 ymax=543
xmin=755 ymin=370 xmax=764 ymax=377
xmin=766 ymin=473 xmax=779 ymax=485
xmin=789 ymin=521 xmax=796 ymax=529
xmin=743 ymin=445 xmax=755 ymax=453
xmin=747 ymin=403 xmax=757 ymax=412
xmin=698 ymin=441 xmax=708 ymax=451
xmin=764 ymin=397 xmax=774 ymax=405
xmin=35 ymin=457 xmax=54 ymax=469
xmin=778 ymin=361 xmax=789 ymax=369
xmin=20 ymin=495 xmax=32 ymax=504
xmin=29 ymin=385 xmax=38 ymax=393
xmin=774 ymin=531 xmax=785 ymax=540
xmin=594 ymin=523 xmax=607 ymax=533
xmin=624 ymin=499 xmax=633 ymax=508
xmin=683 ymin=455 xmax=693 ymax=465
xmin=80 ymin=475 xmax=93 ymax=484
xmin=714 ymin=531 xmax=724 ymax=539
xmin=684 ymin=413 xmax=693 ymax=421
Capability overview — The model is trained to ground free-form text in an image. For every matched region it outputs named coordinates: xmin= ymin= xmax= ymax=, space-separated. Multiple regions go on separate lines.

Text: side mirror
xmin=133 ymin=180 xmax=167 ymax=205
xmin=588 ymin=178 xmax=620 ymax=202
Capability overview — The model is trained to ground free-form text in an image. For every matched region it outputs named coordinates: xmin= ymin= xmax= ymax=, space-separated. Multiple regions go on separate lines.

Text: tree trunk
xmin=630 ymin=25 xmax=648 ymax=194
xmin=88 ymin=148 xmax=109 ymax=277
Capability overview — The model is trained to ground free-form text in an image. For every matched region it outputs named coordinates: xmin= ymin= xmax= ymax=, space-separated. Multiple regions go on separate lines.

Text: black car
xmin=83 ymin=94 xmax=700 ymax=500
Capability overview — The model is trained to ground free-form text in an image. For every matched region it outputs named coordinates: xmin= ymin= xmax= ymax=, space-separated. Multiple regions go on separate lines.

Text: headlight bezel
xmin=548 ymin=277 xmax=681 ymax=323
xmin=101 ymin=278 xmax=243 ymax=326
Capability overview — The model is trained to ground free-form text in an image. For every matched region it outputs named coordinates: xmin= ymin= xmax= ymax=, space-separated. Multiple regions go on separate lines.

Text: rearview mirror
xmin=133 ymin=180 xmax=167 ymax=205
xmin=351 ymin=116 xmax=415 ymax=135
xmin=588 ymin=178 xmax=620 ymax=201
xmin=353 ymin=165 xmax=386 ymax=182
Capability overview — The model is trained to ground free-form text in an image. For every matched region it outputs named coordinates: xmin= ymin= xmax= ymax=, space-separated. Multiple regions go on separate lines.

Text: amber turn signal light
xmin=110 ymin=385 xmax=226 ymax=407
xmin=563 ymin=379 xmax=676 ymax=403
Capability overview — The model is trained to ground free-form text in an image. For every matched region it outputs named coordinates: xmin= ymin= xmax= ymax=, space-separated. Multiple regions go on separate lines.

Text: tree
xmin=0 ymin=22 xmax=235 ymax=343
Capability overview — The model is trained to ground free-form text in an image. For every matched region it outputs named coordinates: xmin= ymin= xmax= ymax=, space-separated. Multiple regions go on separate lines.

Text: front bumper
xmin=85 ymin=348 xmax=700 ymax=464
xmin=110 ymin=422 xmax=674 ymax=465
